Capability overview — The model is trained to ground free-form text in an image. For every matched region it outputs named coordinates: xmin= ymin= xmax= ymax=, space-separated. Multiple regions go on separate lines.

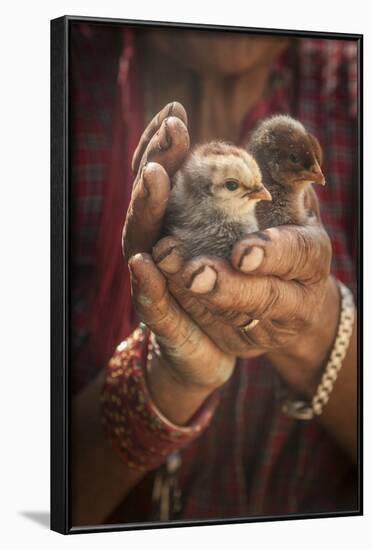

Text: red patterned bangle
xmin=101 ymin=324 xmax=219 ymax=472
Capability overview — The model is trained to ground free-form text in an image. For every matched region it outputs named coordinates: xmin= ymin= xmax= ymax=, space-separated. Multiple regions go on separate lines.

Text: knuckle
xmin=150 ymin=285 xmax=171 ymax=321
xmin=192 ymin=303 xmax=214 ymax=325
xmin=177 ymin=324 xmax=202 ymax=354
xmin=215 ymin=309 xmax=249 ymax=327
xmin=251 ymin=279 xmax=280 ymax=319
xmin=220 ymin=310 xmax=244 ymax=323
xmin=178 ymin=292 xmax=214 ymax=326
xmin=238 ymin=326 xmax=269 ymax=349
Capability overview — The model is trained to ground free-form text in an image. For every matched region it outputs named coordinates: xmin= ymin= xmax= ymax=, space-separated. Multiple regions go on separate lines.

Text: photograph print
xmin=51 ymin=15 xmax=362 ymax=534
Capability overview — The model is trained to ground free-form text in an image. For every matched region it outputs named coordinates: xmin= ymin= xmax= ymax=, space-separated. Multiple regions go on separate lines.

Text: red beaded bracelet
xmin=101 ymin=324 xmax=219 ymax=471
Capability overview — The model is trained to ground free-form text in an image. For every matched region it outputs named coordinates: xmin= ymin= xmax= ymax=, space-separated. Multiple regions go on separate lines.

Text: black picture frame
xmin=51 ymin=15 xmax=363 ymax=535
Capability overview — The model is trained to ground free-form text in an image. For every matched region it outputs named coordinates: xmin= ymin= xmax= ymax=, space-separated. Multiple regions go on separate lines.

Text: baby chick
xmin=248 ymin=115 xmax=325 ymax=229
xmin=163 ymin=141 xmax=272 ymax=260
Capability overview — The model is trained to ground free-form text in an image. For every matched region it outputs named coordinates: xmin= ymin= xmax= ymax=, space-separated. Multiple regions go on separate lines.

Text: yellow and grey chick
xmin=163 ymin=141 xmax=272 ymax=259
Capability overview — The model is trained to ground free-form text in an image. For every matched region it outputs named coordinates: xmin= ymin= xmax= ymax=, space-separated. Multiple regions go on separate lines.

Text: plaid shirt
xmin=71 ymin=25 xmax=358 ymax=520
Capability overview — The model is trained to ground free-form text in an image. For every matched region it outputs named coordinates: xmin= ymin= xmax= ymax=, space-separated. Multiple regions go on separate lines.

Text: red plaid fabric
xmin=70 ymin=25 xmax=358 ymax=520
xmin=70 ymin=24 xmax=122 ymax=391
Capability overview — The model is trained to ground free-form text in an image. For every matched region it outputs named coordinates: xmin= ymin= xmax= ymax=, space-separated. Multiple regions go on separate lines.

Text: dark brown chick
xmin=248 ymin=115 xmax=325 ymax=229
xmin=163 ymin=141 xmax=272 ymax=259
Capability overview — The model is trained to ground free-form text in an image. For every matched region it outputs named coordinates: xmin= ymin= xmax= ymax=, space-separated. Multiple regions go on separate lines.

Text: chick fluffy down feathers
xmin=248 ymin=114 xmax=325 ymax=228
xmin=163 ymin=141 xmax=269 ymax=259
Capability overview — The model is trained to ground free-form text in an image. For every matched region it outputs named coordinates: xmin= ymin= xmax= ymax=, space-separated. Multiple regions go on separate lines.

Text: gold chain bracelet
xmin=282 ymin=280 xmax=355 ymax=420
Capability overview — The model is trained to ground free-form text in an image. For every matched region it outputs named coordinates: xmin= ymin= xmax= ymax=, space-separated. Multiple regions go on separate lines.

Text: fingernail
xmin=187 ymin=266 xmax=217 ymax=294
xmin=141 ymin=163 xmax=150 ymax=196
xmin=155 ymin=247 xmax=182 ymax=274
xmin=128 ymin=253 xmax=145 ymax=283
xmin=239 ymin=246 xmax=264 ymax=272
xmin=153 ymin=245 xmax=175 ymax=264
xmin=157 ymin=119 xmax=170 ymax=150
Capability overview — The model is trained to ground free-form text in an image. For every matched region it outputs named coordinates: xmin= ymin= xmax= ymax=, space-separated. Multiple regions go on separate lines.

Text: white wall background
xmin=0 ymin=0 xmax=369 ymax=548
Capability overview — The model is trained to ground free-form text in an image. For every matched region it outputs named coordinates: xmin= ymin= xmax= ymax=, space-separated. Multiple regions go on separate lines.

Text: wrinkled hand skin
xmin=153 ymin=216 xmax=332 ymax=357
xmin=123 ymin=101 xmax=333 ymax=394
xmin=123 ymin=102 xmax=235 ymax=391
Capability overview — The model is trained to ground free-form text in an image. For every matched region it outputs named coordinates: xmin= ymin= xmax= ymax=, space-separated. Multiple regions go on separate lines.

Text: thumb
xmin=128 ymin=253 xmax=204 ymax=357
xmin=231 ymin=224 xmax=331 ymax=282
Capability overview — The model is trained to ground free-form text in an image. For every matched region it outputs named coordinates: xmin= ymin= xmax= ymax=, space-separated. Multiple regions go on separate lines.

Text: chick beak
xmin=311 ymin=160 xmax=326 ymax=186
xmin=249 ymin=187 xmax=272 ymax=201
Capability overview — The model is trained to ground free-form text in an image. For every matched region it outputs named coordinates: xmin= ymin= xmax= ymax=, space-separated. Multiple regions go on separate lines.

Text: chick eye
xmin=225 ymin=180 xmax=239 ymax=191
xmin=289 ymin=153 xmax=299 ymax=163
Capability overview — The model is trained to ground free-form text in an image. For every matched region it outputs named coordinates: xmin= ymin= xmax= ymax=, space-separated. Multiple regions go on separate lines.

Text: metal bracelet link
xmin=282 ymin=280 xmax=355 ymax=420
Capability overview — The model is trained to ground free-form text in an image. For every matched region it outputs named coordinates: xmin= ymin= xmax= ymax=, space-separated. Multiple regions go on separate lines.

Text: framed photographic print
xmin=51 ymin=15 xmax=362 ymax=534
